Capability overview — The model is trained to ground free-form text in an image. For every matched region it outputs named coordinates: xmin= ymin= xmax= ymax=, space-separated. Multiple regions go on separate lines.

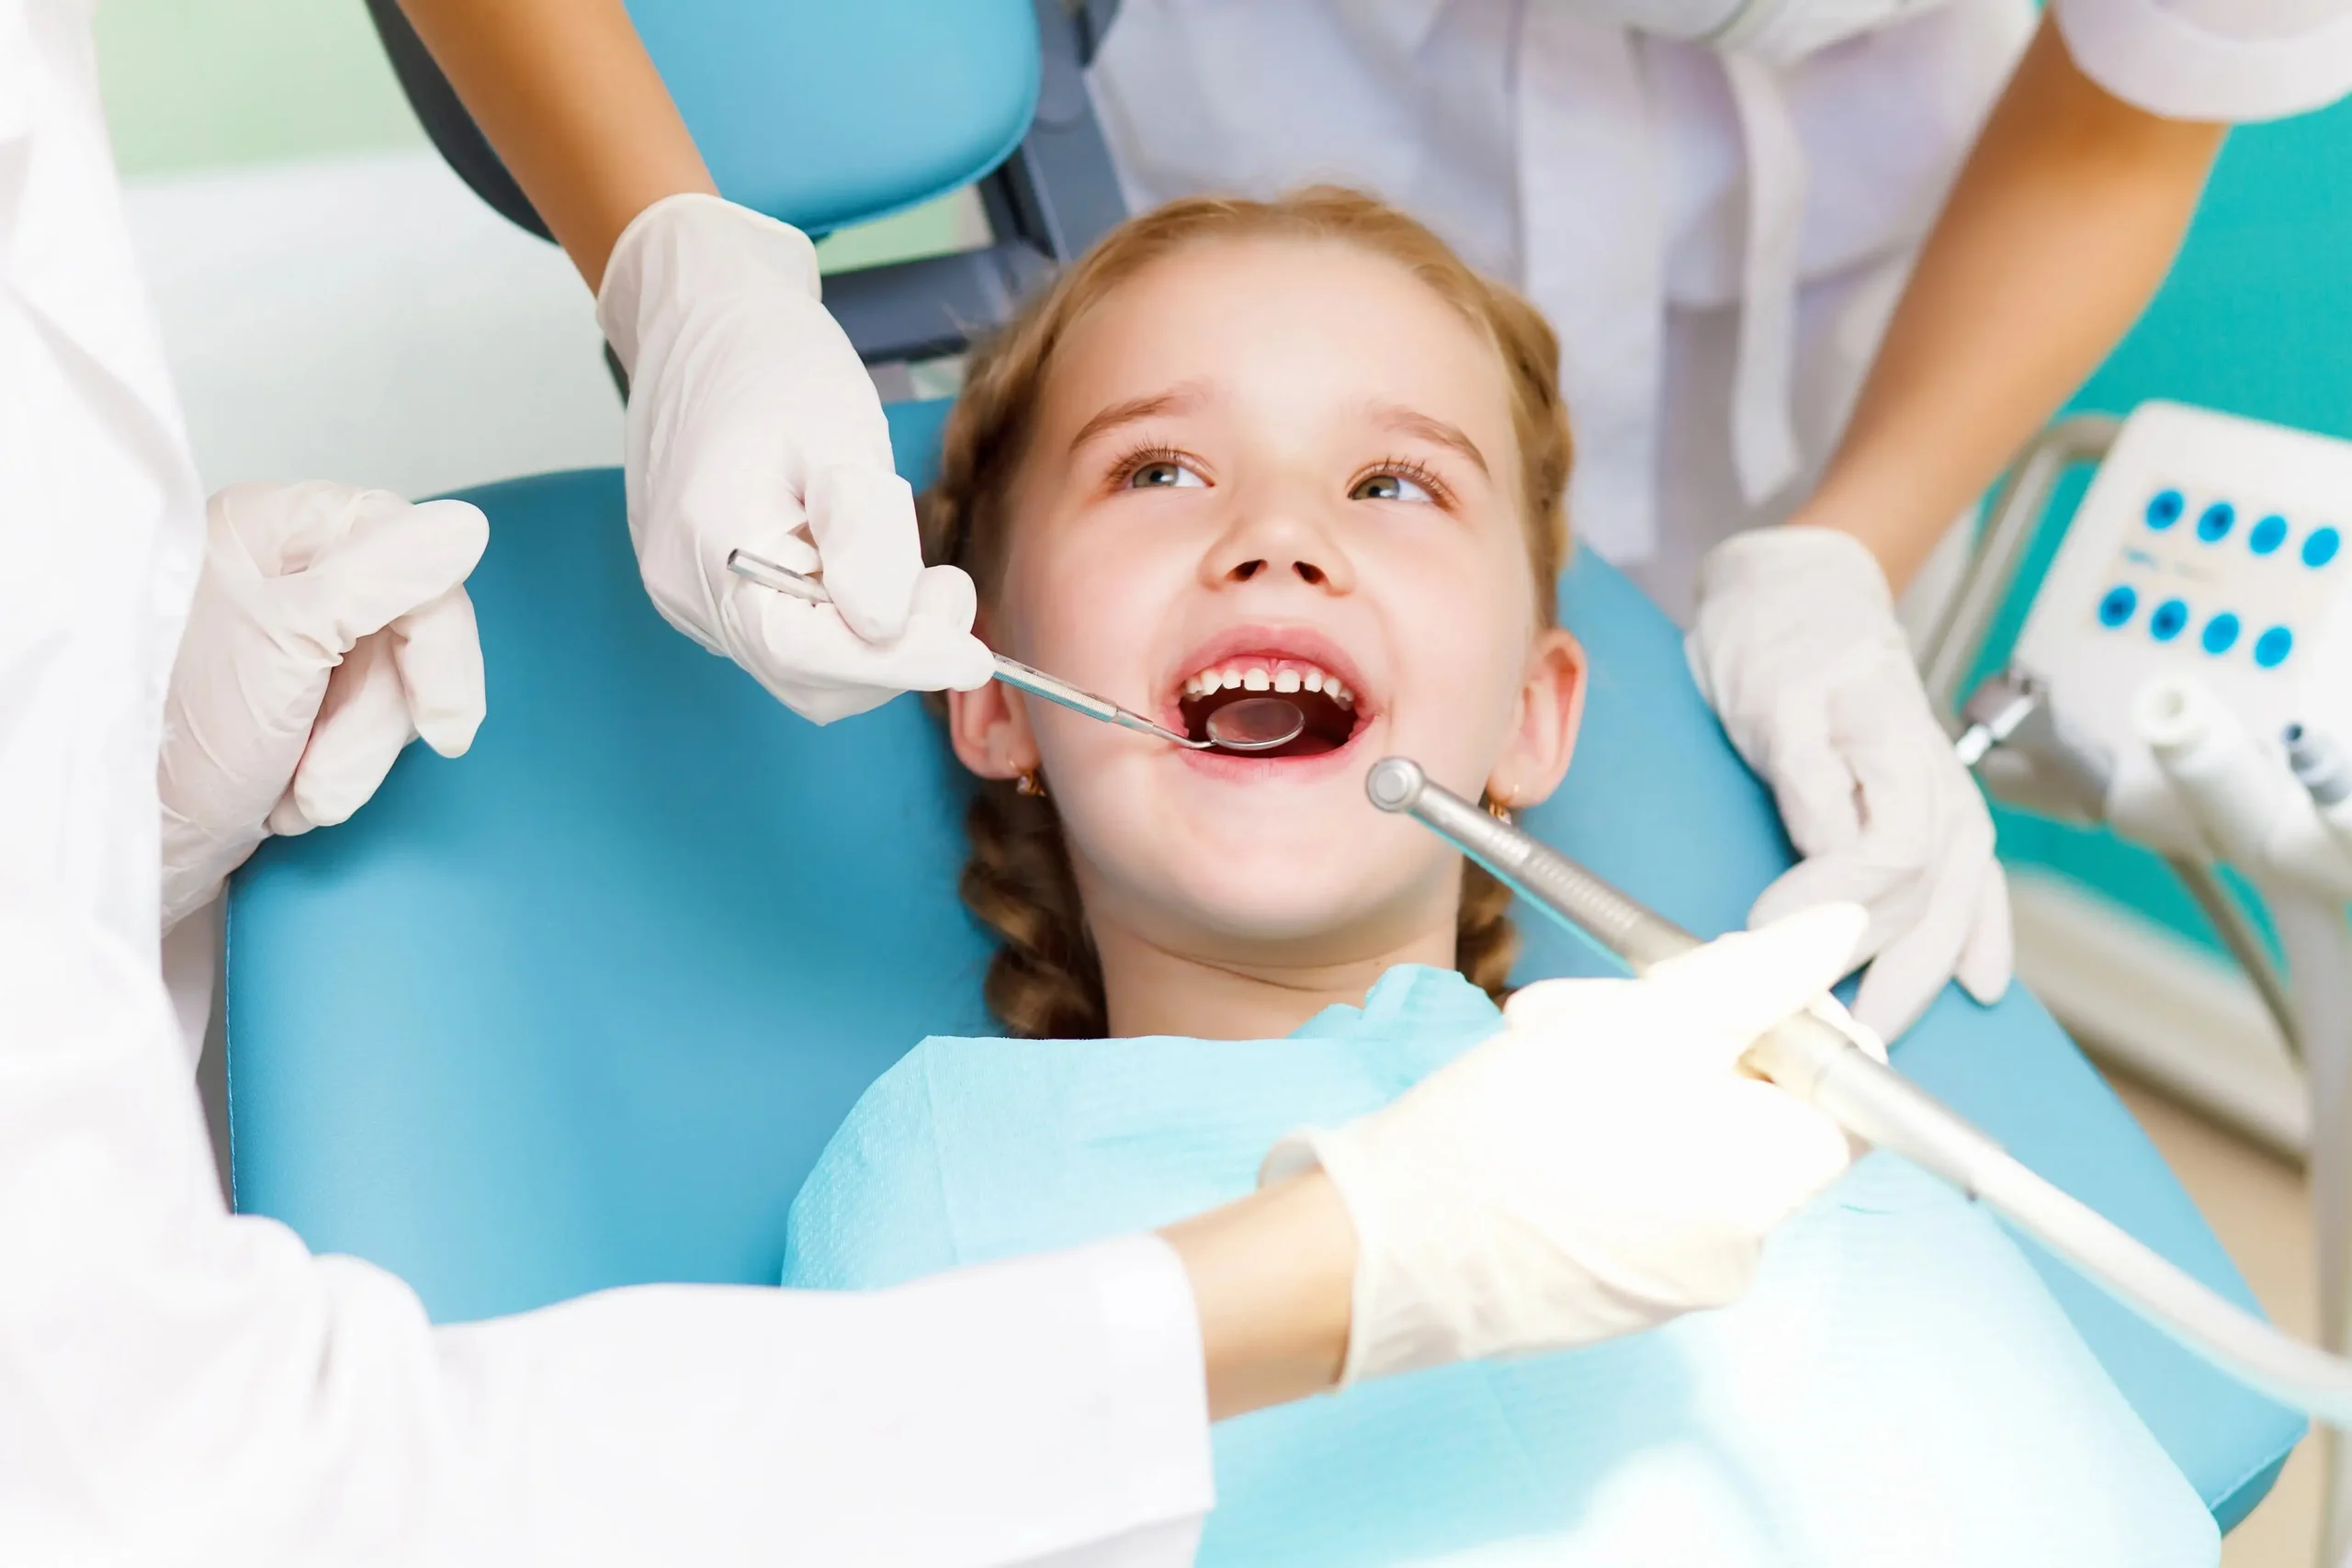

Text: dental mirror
xmin=726 ymin=549 xmax=1306 ymax=754
xmin=1203 ymin=695 xmax=1306 ymax=751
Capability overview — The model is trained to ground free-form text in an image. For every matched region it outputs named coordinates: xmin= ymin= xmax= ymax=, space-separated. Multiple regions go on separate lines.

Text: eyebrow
xmin=1069 ymin=382 xmax=1208 ymax=454
xmin=1371 ymin=403 xmax=1490 ymax=477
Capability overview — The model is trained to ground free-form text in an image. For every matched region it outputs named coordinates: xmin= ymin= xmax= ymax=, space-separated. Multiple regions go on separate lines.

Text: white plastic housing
xmin=2012 ymin=402 xmax=2352 ymax=886
xmin=2134 ymin=675 xmax=2291 ymax=867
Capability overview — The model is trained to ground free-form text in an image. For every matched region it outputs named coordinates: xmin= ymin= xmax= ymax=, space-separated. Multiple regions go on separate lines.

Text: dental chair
xmin=226 ymin=0 xmax=2300 ymax=1534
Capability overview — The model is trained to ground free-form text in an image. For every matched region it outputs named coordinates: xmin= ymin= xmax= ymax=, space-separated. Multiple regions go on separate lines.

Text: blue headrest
xmin=228 ymin=400 xmax=2298 ymax=1523
xmin=628 ymin=0 xmax=1038 ymax=232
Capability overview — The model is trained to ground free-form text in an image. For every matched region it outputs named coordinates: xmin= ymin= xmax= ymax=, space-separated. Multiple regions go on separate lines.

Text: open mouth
xmin=1176 ymin=656 xmax=1368 ymax=759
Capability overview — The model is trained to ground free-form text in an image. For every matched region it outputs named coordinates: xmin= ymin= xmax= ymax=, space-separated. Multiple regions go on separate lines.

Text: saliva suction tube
xmin=1366 ymin=754 xmax=2352 ymax=1428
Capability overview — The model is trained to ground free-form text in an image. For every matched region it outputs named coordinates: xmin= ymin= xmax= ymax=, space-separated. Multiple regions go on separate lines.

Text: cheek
xmin=1364 ymin=553 xmax=1536 ymax=786
xmin=999 ymin=522 xmax=1179 ymax=677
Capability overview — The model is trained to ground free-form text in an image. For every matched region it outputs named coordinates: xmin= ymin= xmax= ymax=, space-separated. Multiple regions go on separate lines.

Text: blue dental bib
xmin=784 ymin=964 xmax=2214 ymax=1567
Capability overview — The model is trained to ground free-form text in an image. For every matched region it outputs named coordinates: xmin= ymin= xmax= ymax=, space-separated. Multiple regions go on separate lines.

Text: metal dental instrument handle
xmin=725 ymin=549 xmax=1303 ymax=751
xmin=1365 ymin=754 xmax=2352 ymax=1427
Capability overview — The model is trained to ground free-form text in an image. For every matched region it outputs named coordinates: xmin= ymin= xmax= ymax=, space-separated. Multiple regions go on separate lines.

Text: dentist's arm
xmin=391 ymin=0 xmax=994 ymax=725
xmin=6 ymin=905 xmax=1863 ymax=1563
xmin=1787 ymin=15 xmax=2228 ymax=593
xmin=1689 ymin=6 xmax=2351 ymax=1041
xmin=391 ymin=0 xmax=710 ymax=288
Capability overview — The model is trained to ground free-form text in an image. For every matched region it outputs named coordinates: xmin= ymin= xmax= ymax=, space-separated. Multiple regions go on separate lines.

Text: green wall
xmin=95 ymin=0 xmax=423 ymax=177
xmin=91 ymin=0 xmax=967 ymax=265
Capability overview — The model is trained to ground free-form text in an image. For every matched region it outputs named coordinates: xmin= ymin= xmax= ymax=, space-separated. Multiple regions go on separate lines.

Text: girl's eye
xmin=1352 ymin=471 xmax=1436 ymax=504
xmin=1126 ymin=458 xmax=1207 ymax=491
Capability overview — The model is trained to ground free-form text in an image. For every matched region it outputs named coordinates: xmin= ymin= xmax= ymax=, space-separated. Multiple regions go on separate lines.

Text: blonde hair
xmin=922 ymin=187 xmax=1574 ymax=1037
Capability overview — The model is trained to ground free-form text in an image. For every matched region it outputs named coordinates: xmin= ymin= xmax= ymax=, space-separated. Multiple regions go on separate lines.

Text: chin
xmin=1150 ymin=841 xmax=1427 ymax=947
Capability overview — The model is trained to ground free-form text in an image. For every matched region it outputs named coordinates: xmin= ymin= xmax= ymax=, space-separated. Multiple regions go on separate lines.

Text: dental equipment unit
xmin=1367 ymin=752 xmax=2352 ymax=1431
xmin=727 ymin=549 xmax=1306 ymax=751
xmin=1924 ymin=400 xmax=2352 ymax=1557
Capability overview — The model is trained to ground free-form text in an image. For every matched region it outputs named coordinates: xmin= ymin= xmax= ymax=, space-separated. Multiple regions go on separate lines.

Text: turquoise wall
xmin=1975 ymin=98 xmax=2352 ymax=953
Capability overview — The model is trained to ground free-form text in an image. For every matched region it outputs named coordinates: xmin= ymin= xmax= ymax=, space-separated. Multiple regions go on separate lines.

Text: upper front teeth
xmin=1182 ymin=660 xmax=1354 ymax=707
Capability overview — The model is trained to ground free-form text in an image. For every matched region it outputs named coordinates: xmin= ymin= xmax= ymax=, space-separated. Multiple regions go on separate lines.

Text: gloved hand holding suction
xmin=158 ymin=482 xmax=490 ymax=931
xmin=1689 ymin=526 xmax=2011 ymax=1039
xmin=596 ymin=194 xmax=995 ymax=723
xmin=1264 ymin=905 xmax=1869 ymax=1383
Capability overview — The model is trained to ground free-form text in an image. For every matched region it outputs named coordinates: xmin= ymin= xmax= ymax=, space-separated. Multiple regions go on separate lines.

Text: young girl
xmin=781 ymin=191 xmax=2211 ymax=1565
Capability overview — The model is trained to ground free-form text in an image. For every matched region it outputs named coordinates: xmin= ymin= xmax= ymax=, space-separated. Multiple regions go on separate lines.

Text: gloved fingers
xmin=208 ymin=480 xmax=362 ymax=580
xmin=907 ymin=567 xmax=995 ymax=690
xmin=803 ymin=461 xmax=924 ymax=645
xmin=388 ymin=586 xmax=486 ymax=758
xmin=279 ymin=633 xmax=417 ymax=833
xmin=1846 ymin=852 xmax=1987 ymax=1041
xmin=1951 ymin=861 xmax=2015 ymax=1008
xmin=1645 ymin=903 xmax=1868 ymax=1069
xmin=272 ymin=495 xmax=490 ymax=662
xmin=1755 ymin=692 xmax=1870 ymax=858
xmin=727 ymin=564 xmax=994 ymax=722
xmin=1834 ymin=720 xmax=1938 ymax=868
xmin=1846 ymin=761 xmax=1999 ymax=1036
xmin=1613 ymin=903 xmax=1868 ymax=1075
xmin=1746 ymin=852 xmax=1913 ymax=968
xmin=764 ymin=531 xmax=824 ymax=577
xmin=1503 ymin=906 xmax=1868 ymax=1059
xmin=1807 ymin=994 xmax=1889 ymax=1064
xmin=1498 ymin=975 xmax=1629 ymax=1032
xmin=1708 ymin=1076 xmax=1858 ymax=1220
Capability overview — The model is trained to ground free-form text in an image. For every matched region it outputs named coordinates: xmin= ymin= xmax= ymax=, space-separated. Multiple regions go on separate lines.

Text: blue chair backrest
xmin=227 ymin=402 xmax=2301 ymax=1525
xmin=628 ymin=0 xmax=1039 ymax=234
xmin=364 ymin=0 xmax=1112 ymax=365
xmin=366 ymin=0 xmax=1039 ymax=240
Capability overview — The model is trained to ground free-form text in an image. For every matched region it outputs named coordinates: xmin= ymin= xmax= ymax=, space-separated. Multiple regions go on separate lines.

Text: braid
xmin=1456 ymin=862 xmax=1521 ymax=1006
xmin=956 ymin=781 xmax=1108 ymax=1038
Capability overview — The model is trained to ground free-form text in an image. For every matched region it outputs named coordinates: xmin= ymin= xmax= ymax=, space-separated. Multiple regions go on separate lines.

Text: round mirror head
xmin=1204 ymin=695 xmax=1307 ymax=752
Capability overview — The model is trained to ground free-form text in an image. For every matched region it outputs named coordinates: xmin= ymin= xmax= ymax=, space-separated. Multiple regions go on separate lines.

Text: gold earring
xmin=1016 ymin=770 xmax=1047 ymax=798
xmin=1486 ymin=793 xmax=1514 ymax=826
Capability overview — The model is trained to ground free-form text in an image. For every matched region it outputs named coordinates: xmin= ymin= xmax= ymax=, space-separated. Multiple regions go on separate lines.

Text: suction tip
xmin=1365 ymin=757 xmax=1426 ymax=813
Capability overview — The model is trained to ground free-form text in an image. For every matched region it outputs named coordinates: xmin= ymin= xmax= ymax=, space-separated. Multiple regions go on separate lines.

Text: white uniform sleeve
xmin=2052 ymin=0 xmax=2352 ymax=121
xmin=6 ymin=11 xmax=1213 ymax=1561
xmin=0 ymin=916 xmax=1213 ymax=1567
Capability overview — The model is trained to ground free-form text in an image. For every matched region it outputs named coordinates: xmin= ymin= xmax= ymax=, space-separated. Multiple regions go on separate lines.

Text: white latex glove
xmin=1688 ymin=526 xmax=2012 ymax=1040
xmin=1265 ymin=905 xmax=1878 ymax=1384
xmin=157 ymin=482 xmax=489 ymax=931
xmin=595 ymin=193 xmax=995 ymax=724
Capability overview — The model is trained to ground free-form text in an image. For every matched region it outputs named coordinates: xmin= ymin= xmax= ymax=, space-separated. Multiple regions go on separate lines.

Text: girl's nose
xmin=1201 ymin=501 xmax=1355 ymax=593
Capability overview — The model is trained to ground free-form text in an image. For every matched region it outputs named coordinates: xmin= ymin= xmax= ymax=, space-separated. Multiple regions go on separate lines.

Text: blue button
xmin=2202 ymin=612 xmax=2242 ymax=654
xmin=2097 ymin=585 xmax=2138 ymax=627
xmin=2147 ymin=490 xmax=2185 ymax=530
xmin=2197 ymin=502 xmax=2235 ymax=543
xmin=2256 ymin=626 xmax=2295 ymax=668
xmin=2251 ymin=514 xmax=2290 ymax=556
xmin=2151 ymin=599 xmax=2189 ymax=641
xmin=2306 ymin=526 xmax=2341 ymax=568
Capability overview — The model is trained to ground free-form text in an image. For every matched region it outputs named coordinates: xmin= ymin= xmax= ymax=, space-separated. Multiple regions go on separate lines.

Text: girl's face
xmin=948 ymin=236 xmax=1584 ymax=973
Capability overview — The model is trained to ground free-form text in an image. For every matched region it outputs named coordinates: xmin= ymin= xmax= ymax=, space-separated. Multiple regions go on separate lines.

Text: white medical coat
xmin=0 ymin=4 xmax=1214 ymax=1562
xmin=1089 ymin=0 xmax=2352 ymax=622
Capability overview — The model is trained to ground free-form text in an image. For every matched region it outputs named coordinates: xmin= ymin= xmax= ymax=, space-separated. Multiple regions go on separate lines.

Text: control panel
xmin=2012 ymin=401 xmax=2352 ymax=787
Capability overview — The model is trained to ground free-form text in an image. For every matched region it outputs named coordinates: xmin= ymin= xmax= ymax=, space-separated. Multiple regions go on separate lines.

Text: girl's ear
xmin=1487 ymin=627 xmax=1585 ymax=811
xmin=947 ymin=615 xmax=1037 ymax=781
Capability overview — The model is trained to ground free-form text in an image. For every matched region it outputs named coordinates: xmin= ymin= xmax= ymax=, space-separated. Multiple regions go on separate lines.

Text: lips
xmin=1164 ymin=626 xmax=1378 ymax=760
